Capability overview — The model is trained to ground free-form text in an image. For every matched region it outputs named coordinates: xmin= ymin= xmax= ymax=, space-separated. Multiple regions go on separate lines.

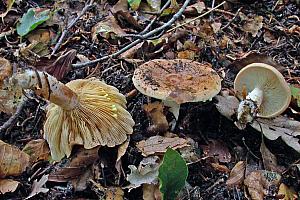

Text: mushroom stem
xmin=162 ymin=100 xmax=180 ymax=131
xmin=12 ymin=69 xmax=79 ymax=110
xmin=236 ymin=87 xmax=263 ymax=129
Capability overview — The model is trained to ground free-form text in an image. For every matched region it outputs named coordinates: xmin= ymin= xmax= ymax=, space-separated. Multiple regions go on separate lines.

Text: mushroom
xmin=4 ymin=67 xmax=134 ymax=161
xmin=0 ymin=58 xmax=23 ymax=114
xmin=234 ymin=63 xmax=291 ymax=129
xmin=132 ymin=59 xmax=222 ymax=124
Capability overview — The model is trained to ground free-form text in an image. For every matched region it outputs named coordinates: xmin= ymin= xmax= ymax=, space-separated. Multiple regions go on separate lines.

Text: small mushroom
xmin=7 ymin=68 xmax=134 ymax=161
xmin=0 ymin=58 xmax=23 ymax=114
xmin=234 ymin=63 xmax=291 ymax=129
xmin=132 ymin=59 xmax=222 ymax=123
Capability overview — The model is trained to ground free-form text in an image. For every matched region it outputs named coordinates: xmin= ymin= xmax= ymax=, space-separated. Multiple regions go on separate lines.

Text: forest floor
xmin=0 ymin=0 xmax=300 ymax=199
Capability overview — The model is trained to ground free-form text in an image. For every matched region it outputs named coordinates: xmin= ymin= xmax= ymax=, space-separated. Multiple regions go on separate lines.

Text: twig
xmin=242 ymin=137 xmax=260 ymax=160
xmin=167 ymin=1 xmax=226 ymax=32
xmin=72 ymin=0 xmax=191 ymax=68
xmin=0 ymin=98 xmax=28 ymax=134
xmin=51 ymin=0 xmax=94 ymax=55
xmin=221 ymin=7 xmax=243 ymax=30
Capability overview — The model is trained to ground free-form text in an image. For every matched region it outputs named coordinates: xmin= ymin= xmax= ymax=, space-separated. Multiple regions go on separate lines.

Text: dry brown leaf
xmin=226 ymin=161 xmax=246 ymax=188
xmin=106 ymin=187 xmax=124 ymax=200
xmin=136 ymin=135 xmax=189 ymax=156
xmin=201 ymin=140 xmax=232 ymax=163
xmin=0 ymin=140 xmax=30 ymax=178
xmin=184 ymin=1 xmax=205 ymax=15
xmin=22 ymin=139 xmax=50 ymax=164
xmin=260 ymin=141 xmax=283 ymax=173
xmin=263 ymin=30 xmax=277 ymax=44
xmin=27 ymin=29 xmax=51 ymax=44
xmin=48 ymin=146 xmax=100 ymax=182
xmin=278 ymin=183 xmax=298 ymax=200
xmin=244 ymin=170 xmax=281 ymax=200
xmin=251 ymin=116 xmax=300 ymax=153
xmin=242 ymin=15 xmax=263 ymax=37
xmin=211 ymin=163 xmax=230 ymax=173
xmin=143 ymin=102 xmax=169 ymax=134
xmin=177 ymin=50 xmax=195 ymax=60
xmin=26 ymin=174 xmax=49 ymax=199
xmin=215 ymin=91 xmax=239 ymax=120
xmin=211 ymin=22 xmax=222 ymax=33
xmin=92 ymin=16 xmax=125 ymax=41
xmin=0 ymin=179 xmax=19 ymax=194
xmin=143 ymin=184 xmax=162 ymax=200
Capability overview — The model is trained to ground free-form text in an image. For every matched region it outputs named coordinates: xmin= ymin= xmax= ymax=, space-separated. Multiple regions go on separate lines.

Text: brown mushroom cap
xmin=44 ymin=78 xmax=135 ymax=161
xmin=0 ymin=58 xmax=23 ymax=114
xmin=234 ymin=63 xmax=291 ymax=118
xmin=132 ymin=59 xmax=222 ymax=104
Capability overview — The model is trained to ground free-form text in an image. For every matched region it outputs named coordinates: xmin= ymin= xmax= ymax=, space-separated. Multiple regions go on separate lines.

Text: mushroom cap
xmin=0 ymin=58 xmax=23 ymax=114
xmin=43 ymin=78 xmax=135 ymax=161
xmin=234 ymin=63 xmax=291 ymax=118
xmin=132 ymin=59 xmax=222 ymax=104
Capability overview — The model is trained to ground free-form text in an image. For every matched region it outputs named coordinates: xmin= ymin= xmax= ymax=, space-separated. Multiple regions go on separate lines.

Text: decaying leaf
xmin=127 ymin=156 xmax=160 ymax=188
xmin=251 ymin=116 xmax=300 ymax=153
xmin=48 ymin=146 xmax=100 ymax=182
xmin=143 ymin=102 xmax=169 ymax=134
xmin=106 ymin=187 xmax=124 ymax=200
xmin=20 ymin=42 xmax=49 ymax=61
xmin=226 ymin=161 xmax=246 ymax=188
xmin=201 ymin=139 xmax=232 ymax=163
xmin=278 ymin=183 xmax=298 ymax=200
xmin=260 ymin=141 xmax=283 ymax=173
xmin=0 ymin=179 xmax=19 ymax=194
xmin=22 ymin=139 xmax=51 ymax=164
xmin=179 ymin=137 xmax=200 ymax=163
xmin=143 ymin=183 xmax=162 ymax=200
xmin=27 ymin=29 xmax=51 ymax=44
xmin=242 ymin=15 xmax=263 ymax=37
xmin=244 ymin=170 xmax=281 ymax=200
xmin=215 ymin=91 xmax=239 ymax=120
xmin=184 ymin=1 xmax=205 ymax=15
xmin=211 ymin=163 xmax=230 ymax=173
xmin=92 ymin=16 xmax=125 ymax=41
xmin=0 ymin=140 xmax=30 ymax=178
xmin=26 ymin=175 xmax=49 ymax=199
xmin=136 ymin=135 xmax=189 ymax=156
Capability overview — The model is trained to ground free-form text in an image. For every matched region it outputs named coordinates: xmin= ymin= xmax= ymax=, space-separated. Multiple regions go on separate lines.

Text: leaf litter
xmin=0 ymin=0 xmax=300 ymax=199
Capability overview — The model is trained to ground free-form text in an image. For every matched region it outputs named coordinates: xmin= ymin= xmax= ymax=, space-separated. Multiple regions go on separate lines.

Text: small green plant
xmin=17 ymin=8 xmax=50 ymax=37
xmin=158 ymin=148 xmax=188 ymax=200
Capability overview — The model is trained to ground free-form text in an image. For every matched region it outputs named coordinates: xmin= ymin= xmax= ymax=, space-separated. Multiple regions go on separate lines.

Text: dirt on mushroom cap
xmin=133 ymin=59 xmax=222 ymax=104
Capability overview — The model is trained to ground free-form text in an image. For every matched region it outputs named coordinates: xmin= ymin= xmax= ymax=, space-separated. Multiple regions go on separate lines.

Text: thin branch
xmin=72 ymin=0 xmax=191 ymax=68
xmin=0 ymin=98 xmax=28 ymax=134
xmin=51 ymin=0 xmax=94 ymax=55
xmin=221 ymin=7 xmax=243 ymax=30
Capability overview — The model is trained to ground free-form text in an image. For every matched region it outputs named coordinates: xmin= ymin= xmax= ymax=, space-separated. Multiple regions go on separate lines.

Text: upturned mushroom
xmin=234 ymin=63 xmax=291 ymax=129
xmin=1 ymin=59 xmax=134 ymax=161
xmin=132 ymin=59 xmax=222 ymax=123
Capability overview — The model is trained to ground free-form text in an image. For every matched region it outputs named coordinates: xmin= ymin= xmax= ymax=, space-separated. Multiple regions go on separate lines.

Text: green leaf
xmin=128 ymin=0 xmax=141 ymax=11
xmin=17 ymin=8 xmax=50 ymax=37
xmin=158 ymin=148 xmax=188 ymax=200
xmin=290 ymin=85 xmax=300 ymax=107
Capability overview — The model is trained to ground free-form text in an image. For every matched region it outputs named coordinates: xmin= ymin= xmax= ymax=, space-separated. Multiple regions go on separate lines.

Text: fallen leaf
xmin=48 ymin=146 xmax=100 ymax=182
xmin=278 ymin=183 xmax=298 ymax=200
xmin=226 ymin=161 xmax=246 ymax=188
xmin=177 ymin=50 xmax=195 ymax=59
xmin=251 ymin=116 xmax=300 ymax=153
xmin=211 ymin=163 xmax=230 ymax=173
xmin=244 ymin=170 xmax=281 ymax=200
xmin=106 ymin=187 xmax=124 ymax=200
xmin=127 ymin=156 xmax=160 ymax=188
xmin=215 ymin=91 xmax=239 ymax=120
xmin=242 ymin=15 xmax=263 ymax=37
xmin=184 ymin=1 xmax=205 ymax=15
xmin=143 ymin=102 xmax=169 ymax=134
xmin=27 ymin=29 xmax=51 ymax=44
xmin=22 ymin=139 xmax=51 ymax=164
xmin=17 ymin=8 xmax=51 ymax=37
xmin=179 ymin=137 xmax=200 ymax=163
xmin=290 ymin=85 xmax=300 ymax=108
xmin=91 ymin=16 xmax=125 ymax=41
xmin=0 ymin=179 xmax=19 ymax=194
xmin=0 ymin=140 xmax=30 ymax=178
xmin=211 ymin=22 xmax=222 ymax=33
xmin=128 ymin=0 xmax=141 ymax=11
xmin=136 ymin=135 xmax=189 ymax=156
xmin=201 ymin=140 xmax=232 ymax=163
xmin=115 ymin=139 xmax=130 ymax=178
xmin=263 ymin=30 xmax=277 ymax=44
xmin=26 ymin=175 xmax=49 ymax=199
xmin=260 ymin=141 xmax=283 ymax=173
xmin=146 ymin=0 xmax=161 ymax=12
xmin=143 ymin=184 xmax=162 ymax=200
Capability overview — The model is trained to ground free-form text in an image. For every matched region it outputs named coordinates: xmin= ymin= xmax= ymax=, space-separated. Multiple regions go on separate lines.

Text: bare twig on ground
xmin=0 ymin=98 xmax=28 ymax=134
xmin=72 ymin=0 xmax=191 ymax=68
xmin=221 ymin=7 xmax=243 ymax=30
xmin=51 ymin=0 xmax=94 ymax=55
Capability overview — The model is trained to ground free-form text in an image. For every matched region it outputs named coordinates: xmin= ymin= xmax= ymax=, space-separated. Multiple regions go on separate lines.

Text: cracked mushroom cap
xmin=132 ymin=59 xmax=222 ymax=104
xmin=0 ymin=58 xmax=23 ymax=114
xmin=234 ymin=63 xmax=291 ymax=118
xmin=44 ymin=78 xmax=135 ymax=161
